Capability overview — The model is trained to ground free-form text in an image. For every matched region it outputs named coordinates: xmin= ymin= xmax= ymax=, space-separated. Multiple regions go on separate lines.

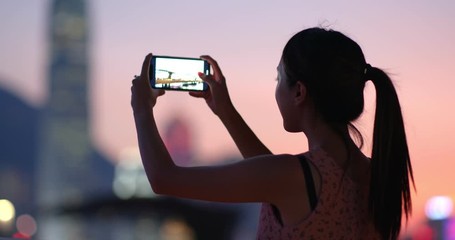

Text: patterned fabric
xmin=256 ymin=148 xmax=380 ymax=239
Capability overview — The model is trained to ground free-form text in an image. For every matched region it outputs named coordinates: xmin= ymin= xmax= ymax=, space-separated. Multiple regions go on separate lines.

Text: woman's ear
xmin=294 ymin=81 xmax=307 ymax=106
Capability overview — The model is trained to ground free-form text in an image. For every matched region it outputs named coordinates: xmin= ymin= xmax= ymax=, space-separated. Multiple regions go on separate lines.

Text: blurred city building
xmin=0 ymin=0 xmax=259 ymax=239
xmin=34 ymin=0 xmax=116 ymax=238
xmin=164 ymin=116 xmax=195 ymax=167
xmin=0 ymin=87 xmax=40 ymax=237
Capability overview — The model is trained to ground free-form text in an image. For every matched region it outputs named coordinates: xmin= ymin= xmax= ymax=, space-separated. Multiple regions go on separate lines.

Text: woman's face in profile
xmin=275 ymin=61 xmax=295 ymax=131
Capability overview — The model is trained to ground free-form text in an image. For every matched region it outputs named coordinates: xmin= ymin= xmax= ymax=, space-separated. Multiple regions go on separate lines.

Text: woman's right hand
xmin=192 ymin=55 xmax=272 ymax=157
xmin=189 ymin=55 xmax=234 ymax=117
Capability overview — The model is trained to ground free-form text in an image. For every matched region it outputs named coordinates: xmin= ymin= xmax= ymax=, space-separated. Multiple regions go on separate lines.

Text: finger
xmin=200 ymin=55 xmax=223 ymax=79
xmin=189 ymin=91 xmax=207 ymax=98
xmin=132 ymin=75 xmax=140 ymax=85
xmin=198 ymin=72 xmax=216 ymax=85
xmin=140 ymin=53 xmax=153 ymax=85
xmin=152 ymin=88 xmax=165 ymax=97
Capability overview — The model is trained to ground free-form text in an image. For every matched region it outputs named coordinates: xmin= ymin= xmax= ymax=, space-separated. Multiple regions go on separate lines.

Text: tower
xmin=36 ymin=0 xmax=114 ymax=237
xmin=37 ymin=0 xmax=92 ymax=211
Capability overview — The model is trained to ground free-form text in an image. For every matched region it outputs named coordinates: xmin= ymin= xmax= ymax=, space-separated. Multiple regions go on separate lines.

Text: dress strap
xmin=297 ymin=155 xmax=318 ymax=210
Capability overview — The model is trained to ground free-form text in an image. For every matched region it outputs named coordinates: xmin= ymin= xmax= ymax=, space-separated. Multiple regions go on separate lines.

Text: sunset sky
xmin=1 ymin=0 xmax=454 ymax=235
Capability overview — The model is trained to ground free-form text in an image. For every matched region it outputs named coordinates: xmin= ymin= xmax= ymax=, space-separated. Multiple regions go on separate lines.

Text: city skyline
xmin=1 ymin=0 xmax=455 ymax=236
xmin=0 ymin=0 xmax=258 ymax=238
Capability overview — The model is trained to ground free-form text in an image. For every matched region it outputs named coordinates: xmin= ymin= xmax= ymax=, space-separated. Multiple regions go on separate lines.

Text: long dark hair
xmin=281 ymin=27 xmax=415 ymax=239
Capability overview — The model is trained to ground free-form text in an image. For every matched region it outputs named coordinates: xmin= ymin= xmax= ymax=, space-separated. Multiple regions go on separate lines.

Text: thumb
xmin=152 ymin=88 xmax=165 ymax=97
xmin=140 ymin=53 xmax=153 ymax=87
xmin=189 ymin=91 xmax=207 ymax=98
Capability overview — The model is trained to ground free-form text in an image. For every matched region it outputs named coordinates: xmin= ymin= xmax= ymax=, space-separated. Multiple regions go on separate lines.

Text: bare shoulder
xmin=269 ymin=152 xmax=322 ymax=225
xmin=256 ymin=153 xmax=314 ymax=193
xmin=254 ymin=153 xmax=303 ymax=166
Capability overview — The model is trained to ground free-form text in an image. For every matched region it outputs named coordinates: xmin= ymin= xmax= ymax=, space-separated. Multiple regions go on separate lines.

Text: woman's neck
xmin=305 ymin=118 xmax=349 ymax=151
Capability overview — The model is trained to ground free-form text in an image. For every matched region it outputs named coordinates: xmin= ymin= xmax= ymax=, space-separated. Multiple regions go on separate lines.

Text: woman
xmin=131 ymin=27 xmax=414 ymax=239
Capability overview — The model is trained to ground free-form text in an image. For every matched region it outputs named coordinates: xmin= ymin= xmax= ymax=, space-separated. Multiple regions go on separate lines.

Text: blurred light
xmin=113 ymin=154 xmax=156 ymax=199
xmin=160 ymin=217 xmax=195 ymax=240
xmin=16 ymin=214 xmax=37 ymax=237
xmin=425 ymin=196 xmax=453 ymax=220
xmin=0 ymin=199 xmax=15 ymax=222
xmin=113 ymin=160 xmax=137 ymax=199
xmin=113 ymin=178 xmax=135 ymax=199
xmin=12 ymin=232 xmax=31 ymax=239
xmin=444 ymin=218 xmax=455 ymax=239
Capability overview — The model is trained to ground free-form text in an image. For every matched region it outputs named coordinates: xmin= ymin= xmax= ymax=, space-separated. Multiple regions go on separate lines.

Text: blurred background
xmin=0 ymin=0 xmax=454 ymax=239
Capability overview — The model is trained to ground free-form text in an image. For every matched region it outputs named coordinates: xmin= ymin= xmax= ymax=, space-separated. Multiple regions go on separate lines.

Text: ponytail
xmin=367 ymin=66 xmax=415 ymax=239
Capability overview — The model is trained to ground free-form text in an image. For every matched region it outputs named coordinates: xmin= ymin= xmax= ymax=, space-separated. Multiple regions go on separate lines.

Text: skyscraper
xmin=37 ymin=0 xmax=90 ymax=210
xmin=36 ymin=0 xmax=114 ymax=237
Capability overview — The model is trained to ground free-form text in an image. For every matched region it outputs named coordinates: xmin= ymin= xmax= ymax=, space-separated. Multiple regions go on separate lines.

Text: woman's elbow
xmin=148 ymin=173 xmax=164 ymax=194
xmin=148 ymin=170 xmax=174 ymax=195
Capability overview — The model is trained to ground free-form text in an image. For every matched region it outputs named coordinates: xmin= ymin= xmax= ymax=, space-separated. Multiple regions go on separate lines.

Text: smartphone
xmin=150 ymin=55 xmax=210 ymax=91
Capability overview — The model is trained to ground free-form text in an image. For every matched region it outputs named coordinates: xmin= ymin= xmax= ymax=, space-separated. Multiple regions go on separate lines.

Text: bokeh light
xmin=0 ymin=199 xmax=15 ymax=222
xmin=16 ymin=214 xmax=37 ymax=237
xmin=425 ymin=196 xmax=453 ymax=220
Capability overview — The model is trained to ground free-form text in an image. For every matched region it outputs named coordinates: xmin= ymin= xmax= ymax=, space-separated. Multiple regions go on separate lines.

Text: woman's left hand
xmin=131 ymin=53 xmax=165 ymax=115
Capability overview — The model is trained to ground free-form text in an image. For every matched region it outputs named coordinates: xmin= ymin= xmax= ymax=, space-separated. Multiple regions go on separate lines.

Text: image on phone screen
xmin=151 ymin=56 xmax=209 ymax=91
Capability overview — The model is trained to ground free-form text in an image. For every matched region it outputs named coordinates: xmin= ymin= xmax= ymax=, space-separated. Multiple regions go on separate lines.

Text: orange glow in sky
xmin=1 ymin=0 xmax=455 ymax=236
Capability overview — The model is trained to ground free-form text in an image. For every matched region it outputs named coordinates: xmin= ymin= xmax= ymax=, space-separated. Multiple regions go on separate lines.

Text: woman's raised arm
xmin=189 ymin=55 xmax=272 ymax=158
xmin=131 ymin=54 xmax=300 ymax=204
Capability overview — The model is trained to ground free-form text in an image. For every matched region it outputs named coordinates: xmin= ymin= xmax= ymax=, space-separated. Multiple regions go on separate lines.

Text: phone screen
xmin=150 ymin=56 xmax=210 ymax=91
